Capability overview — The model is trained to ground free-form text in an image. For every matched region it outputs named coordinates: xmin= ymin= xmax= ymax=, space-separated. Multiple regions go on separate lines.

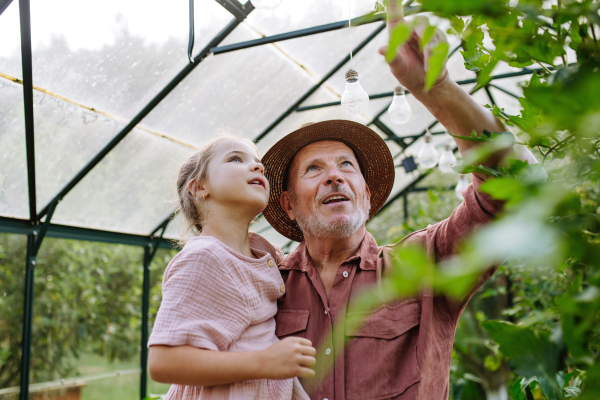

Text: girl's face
xmin=201 ymin=140 xmax=269 ymax=217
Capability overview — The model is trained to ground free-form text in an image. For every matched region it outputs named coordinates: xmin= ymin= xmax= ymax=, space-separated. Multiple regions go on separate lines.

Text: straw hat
xmin=262 ymin=120 xmax=395 ymax=242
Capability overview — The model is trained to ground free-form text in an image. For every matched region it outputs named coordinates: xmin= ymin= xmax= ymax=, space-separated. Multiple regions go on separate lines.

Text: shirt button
xmin=267 ymin=259 xmax=274 ymax=267
xmin=342 ymin=271 xmax=349 ymax=278
xmin=324 ymin=398 xmax=329 ymax=400
xmin=324 ymin=310 xmax=328 ymax=315
xmin=280 ymin=284 xmax=285 ymax=293
xmin=325 ymin=348 xmax=331 ymax=356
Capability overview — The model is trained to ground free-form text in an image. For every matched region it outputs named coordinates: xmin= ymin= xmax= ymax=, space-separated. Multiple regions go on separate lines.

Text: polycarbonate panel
xmin=320 ymin=15 xmax=462 ymax=99
xmin=140 ymin=23 xmax=325 ymax=147
xmin=489 ymin=86 xmax=523 ymax=116
xmin=256 ymin=88 xmax=390 ymax=154
xmin=0 ymin=78 xmax=28 ymax=218
xmin=0 ymin=1 xmax=22 ymax=79
xmin=51 ymin=130 xmax=193 ymax=234
xmin=242 ymin=22 xmax=383 ymax=81
xmin=163 ymin=212 xmax=185 ymax=241
xmin=32 ymin=90 xmax=131 ymax=212
xmin=245 ymin=0 xmax=380 ymax=36
xmin=24 ymin=0 xmax=233 ymax=122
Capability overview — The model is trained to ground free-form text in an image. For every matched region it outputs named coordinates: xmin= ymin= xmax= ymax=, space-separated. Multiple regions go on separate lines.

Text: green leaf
xmin=480 ymin=177 xmax=525 ymax=204
xmin=420 ymin=25 xmax=437 ymax=50
xmin=425 ymin=41 xmax=449 ymax=91
xmin=461 ymin=49 xmax=491 ymax=72
xmin=386 ymin=23 xmax=413 ymax=63
xmin=510 ymin=379 xmax=527 ymax=400
xmin=482 ymin=321 xmax=563 ymax=399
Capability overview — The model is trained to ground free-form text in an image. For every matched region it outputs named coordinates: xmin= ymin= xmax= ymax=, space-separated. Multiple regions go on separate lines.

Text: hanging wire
xmin=348 ymin=0 xmax=353 ymax=68
xmin=188 ymin=0 xmax=195 ymax=63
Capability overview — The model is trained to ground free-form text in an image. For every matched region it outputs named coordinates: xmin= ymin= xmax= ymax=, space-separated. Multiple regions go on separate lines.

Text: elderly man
xmin=259 ymin=9 xmax=539 ymax=400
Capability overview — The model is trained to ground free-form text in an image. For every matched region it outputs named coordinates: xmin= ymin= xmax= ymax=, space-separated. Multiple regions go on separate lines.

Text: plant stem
xmin=541 ymin=134 xmax=574 ymax=166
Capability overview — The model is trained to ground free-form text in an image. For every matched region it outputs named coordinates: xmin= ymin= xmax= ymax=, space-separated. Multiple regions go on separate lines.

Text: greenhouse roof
xmin=0 ymin=0 xmax=534 ymax=251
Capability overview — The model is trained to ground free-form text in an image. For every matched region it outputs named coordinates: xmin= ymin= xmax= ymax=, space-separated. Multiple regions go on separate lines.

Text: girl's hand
xmin=260 ymin=337 xmax=317 ymax=379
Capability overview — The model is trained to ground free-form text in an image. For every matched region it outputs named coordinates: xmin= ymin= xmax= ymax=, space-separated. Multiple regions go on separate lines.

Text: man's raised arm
xmin=378 ymin=3 xmax=538 ymax=168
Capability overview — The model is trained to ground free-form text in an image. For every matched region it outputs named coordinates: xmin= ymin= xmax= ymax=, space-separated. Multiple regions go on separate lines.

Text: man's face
xmin=280 ymin=141 xmax=371 ymax=239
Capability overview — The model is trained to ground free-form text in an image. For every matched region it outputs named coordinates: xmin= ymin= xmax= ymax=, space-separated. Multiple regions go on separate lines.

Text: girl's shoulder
xmin=163 ymin=237 xmax=229 ymax=282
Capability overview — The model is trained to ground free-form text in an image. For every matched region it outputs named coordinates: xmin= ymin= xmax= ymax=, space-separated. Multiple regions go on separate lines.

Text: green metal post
xmin=19 ymin=234 xmax=36 ymax=400
xmin=141 ymin=221 xmax=169 ymax=400
xmin=140 ymin=246 xmax=151 ymax=400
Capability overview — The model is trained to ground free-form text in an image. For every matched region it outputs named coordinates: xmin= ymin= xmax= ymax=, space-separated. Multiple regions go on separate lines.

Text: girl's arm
xmin=149 ymin=337 xmax=316 ymax=387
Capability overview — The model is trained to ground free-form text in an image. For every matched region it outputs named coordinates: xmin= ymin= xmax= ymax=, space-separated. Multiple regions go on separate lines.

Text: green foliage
xmin=383 ymin=0 xmax=600 ymax=397
xmin=0 ymin=234 xmax=175 ymax=388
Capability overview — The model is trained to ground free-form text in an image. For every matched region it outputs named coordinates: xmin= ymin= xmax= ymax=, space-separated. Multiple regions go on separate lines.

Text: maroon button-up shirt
xmin=274 ymin=175 xmax=502 ymax=400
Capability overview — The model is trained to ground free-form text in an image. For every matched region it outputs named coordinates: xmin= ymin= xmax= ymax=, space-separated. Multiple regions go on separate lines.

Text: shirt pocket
xmin=275 ymin=309 xmax=309 ymax=338
xmin=344 ymin=299 xmax=421 ymax=400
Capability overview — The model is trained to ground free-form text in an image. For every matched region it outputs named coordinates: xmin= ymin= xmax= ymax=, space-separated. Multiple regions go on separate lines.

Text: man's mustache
xmin=315 ymin=184 xmax=356 ymax=204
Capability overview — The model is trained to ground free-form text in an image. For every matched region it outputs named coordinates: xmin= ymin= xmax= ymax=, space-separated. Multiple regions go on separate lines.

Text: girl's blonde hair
xmin=177 ymin=134 xmax=258 ymax=244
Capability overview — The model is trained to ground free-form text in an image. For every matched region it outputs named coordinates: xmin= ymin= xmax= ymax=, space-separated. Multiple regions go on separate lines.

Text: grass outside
xmin=76 ymin=352 xmax=170 ymax=400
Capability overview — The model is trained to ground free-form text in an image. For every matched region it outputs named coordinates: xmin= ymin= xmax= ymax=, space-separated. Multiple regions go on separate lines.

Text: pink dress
xmin=148 ymin=233 xmax=309 ymax=400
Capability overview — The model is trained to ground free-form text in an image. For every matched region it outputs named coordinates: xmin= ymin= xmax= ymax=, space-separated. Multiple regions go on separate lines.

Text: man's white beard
xmin=293 ymin=186 xmax=369 ymax=239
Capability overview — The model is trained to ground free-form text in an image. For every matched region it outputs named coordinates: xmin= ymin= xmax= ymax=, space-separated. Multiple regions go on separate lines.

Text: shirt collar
xmin=279 ymin=231 xmax=379 ymax=271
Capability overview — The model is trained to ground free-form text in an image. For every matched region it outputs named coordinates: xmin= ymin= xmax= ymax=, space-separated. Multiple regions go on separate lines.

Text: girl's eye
xmin=229 ymin=155 xmax=242 ymax=162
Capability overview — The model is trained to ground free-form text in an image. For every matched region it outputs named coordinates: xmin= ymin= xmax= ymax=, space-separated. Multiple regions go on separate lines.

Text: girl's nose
xmin=252 ymin=163 xmax=264 ymax=174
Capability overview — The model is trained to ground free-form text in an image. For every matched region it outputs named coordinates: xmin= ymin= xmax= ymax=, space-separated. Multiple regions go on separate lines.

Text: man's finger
xmin=387 ymin=0 xmax=405 ymax=33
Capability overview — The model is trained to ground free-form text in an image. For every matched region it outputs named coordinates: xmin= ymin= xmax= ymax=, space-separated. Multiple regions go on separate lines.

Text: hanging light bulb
xmin=387 ymin=85 xmax=412 ymax=125
xmin=416 ymin=129 xmax=438 ymax=169
xmin=455 ymin=174 xmax=470 ymax=200
xmin=341 ymin=69 xmax=369 ymax=115
xmin=438 ymin=144 xmax=458 ymax=173
xmin=250 ymin=0 xmax=282 ymax=11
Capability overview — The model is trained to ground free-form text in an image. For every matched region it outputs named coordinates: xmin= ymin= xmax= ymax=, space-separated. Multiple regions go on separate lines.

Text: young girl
xmin=148 ymin=136 xmax=314 ymax=399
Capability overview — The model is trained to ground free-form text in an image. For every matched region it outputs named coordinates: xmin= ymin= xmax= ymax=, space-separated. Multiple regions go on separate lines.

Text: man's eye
xmin=307 ymin=165 xmax=318 ymax=172
xmin=341 ymin=161 xmax=352 ymax=167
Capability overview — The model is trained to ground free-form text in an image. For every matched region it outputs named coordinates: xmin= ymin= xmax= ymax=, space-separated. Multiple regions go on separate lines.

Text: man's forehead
xmin=293 ymin=140 xmax=357 ymax=165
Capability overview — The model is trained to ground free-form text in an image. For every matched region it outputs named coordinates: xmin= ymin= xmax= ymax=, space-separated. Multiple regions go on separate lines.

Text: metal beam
xmin=211 ymin=12 xmax=390 ymax=55
xmin=20 ymin=233 xmax=35 ymax=400
xmin=0 ymin=0 xmax=12 ymax=16
xmin=254 ymin=22 xmax=387 ymax=142
xmin=37 ymin=17 xmax=246 ymax=220
xmin=295 ymin=67 xmax=541 ymax=112
xmin=140 ymin=221 xmax=170 ymax=400
xmin=488 ymin=83 xmax=520 ymax=99
xmin=0 ymin=216 xmax=176 ymax=249
xmin=215 ymin=0 xmax=254 ymax=20
xmin=484 ymin=85 xmax=496 ymax=106
xmin=19 ymin=0 xmax=35 ymax=222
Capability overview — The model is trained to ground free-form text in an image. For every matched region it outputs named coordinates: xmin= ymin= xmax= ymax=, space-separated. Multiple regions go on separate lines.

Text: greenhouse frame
xmin=0 ymin=0 xmax=546 ymax=398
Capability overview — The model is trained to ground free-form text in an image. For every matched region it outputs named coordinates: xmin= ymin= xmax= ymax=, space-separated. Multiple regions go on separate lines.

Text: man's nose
xmin=325 ymin=168 xmax=344 ymax=185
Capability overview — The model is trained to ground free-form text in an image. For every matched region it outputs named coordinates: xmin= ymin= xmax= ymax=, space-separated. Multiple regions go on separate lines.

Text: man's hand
xmin=260 ymin=337 xmax=317 ymax=379
xmin=377 ymin=2 xmax=449 ymax=97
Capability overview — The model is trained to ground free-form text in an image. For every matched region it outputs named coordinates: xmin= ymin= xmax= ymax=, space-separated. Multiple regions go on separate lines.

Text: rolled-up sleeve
xmin=148 ymin=249 xmax=250 ymax=351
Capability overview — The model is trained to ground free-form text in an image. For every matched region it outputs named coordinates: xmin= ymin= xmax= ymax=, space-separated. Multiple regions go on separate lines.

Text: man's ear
xmin=280 ymin=191 xmax=296 ymax=221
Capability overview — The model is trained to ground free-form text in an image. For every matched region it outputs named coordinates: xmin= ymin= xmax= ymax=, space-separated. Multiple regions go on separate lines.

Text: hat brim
xmin=262 ymin=120 xmax=395 ymax=242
